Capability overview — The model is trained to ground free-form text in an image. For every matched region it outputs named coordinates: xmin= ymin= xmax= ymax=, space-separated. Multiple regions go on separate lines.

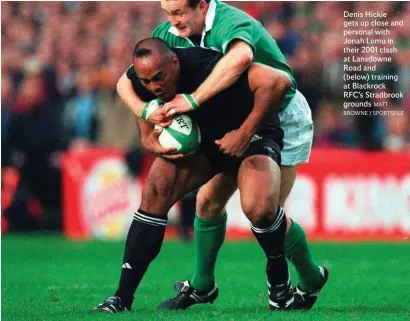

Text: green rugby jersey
xmin=152 ymin=0 xmax=297 ymax=110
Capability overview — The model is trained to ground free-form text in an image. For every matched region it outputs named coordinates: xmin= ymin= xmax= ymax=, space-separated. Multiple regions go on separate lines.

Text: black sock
xmin=114 ymin=209 xmax=167 ymax=308
xmin=250 ymin=206 xmax=288 ymax=287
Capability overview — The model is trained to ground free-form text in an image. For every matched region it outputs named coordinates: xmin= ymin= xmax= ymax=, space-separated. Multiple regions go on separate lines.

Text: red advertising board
xmin=226 ymin=148 xmax=410 ymax=241
xmin=62 ymin=148 xmax=141 ymax=239
xmin=295 ymin=148 xmax=410 ymax=241
xmin=62 ymin=148 xmax=410 ymax=241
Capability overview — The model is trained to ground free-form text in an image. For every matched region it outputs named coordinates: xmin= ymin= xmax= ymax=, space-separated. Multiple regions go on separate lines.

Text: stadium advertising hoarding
xmin=62 ymin=148 xmax=140 ymax=239
xmin=62 ymin=148 xmax=410 ymax=241
xmin=227 ymin=148 xmax=410 ymax=241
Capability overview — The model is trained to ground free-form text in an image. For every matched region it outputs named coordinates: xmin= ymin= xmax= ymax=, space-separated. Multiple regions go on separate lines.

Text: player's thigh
xmin=196 ymin=168 xmax=237 ymax=219
xmin=279 ymin=164 xmax=299 ymax=207
xmin=237 ymin=155 xmax=281 ymax=221
xmin=140 ymin=154 xmax=213 ymax=215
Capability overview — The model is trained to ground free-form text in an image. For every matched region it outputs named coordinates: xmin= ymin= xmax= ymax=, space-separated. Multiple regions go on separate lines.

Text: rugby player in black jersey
xmin=94 ymin=38 xmax=298 ymax=313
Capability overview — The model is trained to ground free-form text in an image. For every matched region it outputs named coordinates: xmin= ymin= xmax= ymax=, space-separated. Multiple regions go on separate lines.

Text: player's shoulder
xmin=214 ymin=1 xmax=259 ymax=27
xmin=152 ymin=21 xmax=172 ymax=39
xmin=174 ymin=47 xmax=223 ymax=65
xmin=153 ymin=22 xmax=193 ymax=48
xmin=173 ymin=47 xmax=223 ymax=85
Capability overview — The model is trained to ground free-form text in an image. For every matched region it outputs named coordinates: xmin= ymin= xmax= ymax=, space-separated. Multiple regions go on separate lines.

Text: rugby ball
xmin=157 ymin=114 xmax=201 ymax=154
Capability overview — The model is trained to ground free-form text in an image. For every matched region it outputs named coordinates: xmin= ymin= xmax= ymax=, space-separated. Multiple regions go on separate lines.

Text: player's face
xmin=161 ymin=0 xmax=207 ymax=38
xmin=134 ymin=54 xmax=180 ymax=102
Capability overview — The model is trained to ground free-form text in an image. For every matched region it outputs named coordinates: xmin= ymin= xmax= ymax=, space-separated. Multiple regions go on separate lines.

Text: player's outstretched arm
xmin=193 ymin=40 xmax=253 ymax=105
xmin=163 ymin=40 xmax=253 ymax=116
xmin=117 ymin=72 xmax=147 ymax=118
xmin=240 ymin=63 xmax=292 ymax=135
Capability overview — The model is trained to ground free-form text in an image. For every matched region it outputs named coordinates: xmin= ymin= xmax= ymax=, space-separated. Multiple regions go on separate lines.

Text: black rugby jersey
xmin=126 ymin=47 xmax=281 ymax=144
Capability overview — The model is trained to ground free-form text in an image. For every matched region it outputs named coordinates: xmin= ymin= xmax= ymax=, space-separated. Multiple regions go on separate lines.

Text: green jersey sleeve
xmin=217 ymin=20 xmax=259 ymax=54
xmin=151 ymin=22 xmax=178 ymax=47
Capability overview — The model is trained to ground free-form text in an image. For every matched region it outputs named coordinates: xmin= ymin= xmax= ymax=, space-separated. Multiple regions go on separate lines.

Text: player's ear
xmin=197 ymin=0 xmax=207 ymax=12
xmin=171 ymin=54 xmax=180 ymax=70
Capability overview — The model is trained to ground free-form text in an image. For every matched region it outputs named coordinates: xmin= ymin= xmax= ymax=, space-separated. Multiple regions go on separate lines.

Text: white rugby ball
xmin=157 ymin=114 xmax=201 ymax=155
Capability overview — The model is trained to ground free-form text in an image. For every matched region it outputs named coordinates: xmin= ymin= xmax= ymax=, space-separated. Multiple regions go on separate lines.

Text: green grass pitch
xmin=2 ymin=234 xmax=410 ymax=321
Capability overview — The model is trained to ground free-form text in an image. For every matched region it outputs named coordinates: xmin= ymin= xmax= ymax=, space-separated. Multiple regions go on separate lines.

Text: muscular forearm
xmin=193 ymin=42 xmax=253 ymax=105
xmin=136 ymin=117 xmax=153 ymax=147
xmin=137 ymin=117 xmax=153 ymax=137
xmin=117 ymin=73 xmax=146 ymax=117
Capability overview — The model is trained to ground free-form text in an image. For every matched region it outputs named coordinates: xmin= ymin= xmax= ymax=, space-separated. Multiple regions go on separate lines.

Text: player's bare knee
xmin=241 ymin=196 xmax=277 ymax=227
xmin=196 ymin=192 xmax=226 ymax=219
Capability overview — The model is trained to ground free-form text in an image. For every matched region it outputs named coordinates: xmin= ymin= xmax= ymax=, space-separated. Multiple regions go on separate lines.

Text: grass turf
xmin=2 ymin=234 xmax=410 ymax=321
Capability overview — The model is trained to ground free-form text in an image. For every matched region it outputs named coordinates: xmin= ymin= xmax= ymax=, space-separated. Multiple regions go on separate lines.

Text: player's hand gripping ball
xmin=156 ymin=113 xmax=201 ymax=155
xmin=143 ymin=99 xmax=201 ymax=155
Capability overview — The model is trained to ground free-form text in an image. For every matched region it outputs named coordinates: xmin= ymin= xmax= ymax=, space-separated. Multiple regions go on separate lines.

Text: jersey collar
xmin=167 ymin=0 xmax=217 ymax=44
xmin=200 ymin=0 xmax=217 ymax=47
xmin=204 ymin=0 xmax=217 ymax=32
xmin=168 ymin=26 xmax=180 ymax=36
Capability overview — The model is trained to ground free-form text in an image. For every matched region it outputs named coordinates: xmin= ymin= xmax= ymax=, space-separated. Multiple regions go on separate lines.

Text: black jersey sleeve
xmin=125 ymin=65 xmax=156 ymax=102
xmin=173 ymin=48 xmax=224 ymax=89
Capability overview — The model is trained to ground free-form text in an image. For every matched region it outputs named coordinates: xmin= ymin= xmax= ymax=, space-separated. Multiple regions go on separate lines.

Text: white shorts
xmin=279 ymin=90 xmax=314 ymax=166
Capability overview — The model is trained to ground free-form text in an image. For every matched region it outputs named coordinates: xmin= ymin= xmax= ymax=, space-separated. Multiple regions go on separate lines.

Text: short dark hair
xmin=133 ymin=37 xmax=175 ymax=60
xmin=187 ymin=0 xmax=211 ymax=9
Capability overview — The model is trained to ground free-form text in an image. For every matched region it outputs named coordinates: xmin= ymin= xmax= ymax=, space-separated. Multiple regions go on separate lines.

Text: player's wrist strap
xmin=182 ymin=94 xmax=200 ymax=110
xmin=141 ymin=98 xmax=162 ymax=120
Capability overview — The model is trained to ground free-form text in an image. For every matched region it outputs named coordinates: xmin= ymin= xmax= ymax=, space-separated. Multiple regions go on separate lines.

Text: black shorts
xmin=199 ymin=126 xmax=283 ymax=176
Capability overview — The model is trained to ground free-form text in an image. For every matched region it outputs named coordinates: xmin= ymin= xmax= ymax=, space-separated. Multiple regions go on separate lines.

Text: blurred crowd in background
xmin=1 ymin=1 xmax=410 ymax=232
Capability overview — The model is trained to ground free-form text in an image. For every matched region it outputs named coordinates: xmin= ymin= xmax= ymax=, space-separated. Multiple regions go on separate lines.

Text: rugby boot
xmin=268 ymin=276 xmax=300 ymax=310
xmin=293 ymin=265 xmax=329 ymax=310
xmin=93 ymin=296 xmax=130 ymax=313
xmin=158 ymin=280 xmax=218 ymax=310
